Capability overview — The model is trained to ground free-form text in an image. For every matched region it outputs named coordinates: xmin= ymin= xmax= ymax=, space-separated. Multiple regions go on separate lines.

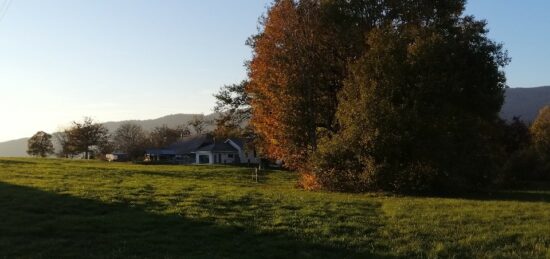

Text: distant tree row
xmin=27 ymin=115 xmax=212 ymax=160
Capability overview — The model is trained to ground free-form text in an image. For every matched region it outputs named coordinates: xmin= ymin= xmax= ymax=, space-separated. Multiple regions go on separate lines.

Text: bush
xmin=306 ymin=136 xmax=366 ymax=192
xmin=498 ymin=148 xmax=550 ymax=187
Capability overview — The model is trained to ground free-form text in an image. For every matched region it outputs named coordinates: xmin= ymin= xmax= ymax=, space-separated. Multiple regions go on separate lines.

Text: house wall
xmin=213 ymin=152 xmax=239 ymax=164
xmin=195 ymin=151 xmax=213 ymax=165
xmin=241 ymin=150 xmax=261 ymax=164
xmin=225 ymin=140 xmax=261 ymax=164
xmin=194 ymin=152 xmax=240 ymax=164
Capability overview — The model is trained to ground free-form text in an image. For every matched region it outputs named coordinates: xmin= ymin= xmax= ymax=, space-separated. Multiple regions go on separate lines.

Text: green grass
xmin=0 ymin=158 xmax=549 ymax=258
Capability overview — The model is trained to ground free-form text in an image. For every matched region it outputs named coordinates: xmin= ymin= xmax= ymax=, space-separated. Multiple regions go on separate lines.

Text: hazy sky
xmin=0 ymin=0 xmax=549 ymax=142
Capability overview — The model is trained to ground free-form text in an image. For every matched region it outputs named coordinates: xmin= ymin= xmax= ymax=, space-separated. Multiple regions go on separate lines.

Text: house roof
xmin=145 ymin=149 xmax=176 ymax=155
xmin=226 ymin=138 xmax=244 ymax=149
xmin=166 ymin=135 xmax=212 ymax=154
xmin=145 ymin=135 xmax=249 ymax=155
xmin=196 ymin=141 xmax=238 ymax=153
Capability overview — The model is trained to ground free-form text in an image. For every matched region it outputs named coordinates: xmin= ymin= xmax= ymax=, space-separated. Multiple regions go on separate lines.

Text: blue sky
xmin=0 ymin=0 xmax=548 ymax=142
xmin=465 ymin=0 xmax=550 ymax=88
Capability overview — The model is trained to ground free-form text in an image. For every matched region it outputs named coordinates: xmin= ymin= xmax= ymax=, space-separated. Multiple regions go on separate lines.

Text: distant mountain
xmin=500 ymin=86 xmax=550 ymax=122
xmin=0 ymin=138 xmax=29 ymax=157
xmin=100 ymin=113 xmax=218 ymax=133
xmin=0 ymin=113 xmax=217 ymax=157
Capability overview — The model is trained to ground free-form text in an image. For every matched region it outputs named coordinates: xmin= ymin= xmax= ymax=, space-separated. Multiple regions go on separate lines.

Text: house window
xmin=228 ymin=154 xmax=234 ymax=158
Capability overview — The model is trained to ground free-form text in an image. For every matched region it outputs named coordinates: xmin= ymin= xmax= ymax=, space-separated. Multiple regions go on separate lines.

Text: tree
xmin=27 ymin=131 xmax=54 ymax=157
xmin=187 ymin=115 xmax=209 ymax=135
xmin=113 ymin=123 xmax=148 ymax=160
xmin=247 ymin=0 xmax=468 ymax=170
xmin=248 ymin=0 xmax=344 ymax=169
xmin=214 ymin=80 xmax=251 ymax=126
xmin=213 ymin=80 xmax=251 ymax=139
xmin=149 ymin=125 xmax=181 ymax=148
xmin=177 ymin=124 xmax=191 ymax=138
xmin=312 ymin=14 xmax=509 ymax=193
xmin=55 ymin=132 xmax=77 ymax=158
xmin=212 ymin=115 xmax=244 ymax=140
xmin=501 ymin=117 xmax=531 ymax=155
xmin=64 ymin=117 xmax=110 ymax=159
xmin=531 ymin=105 xmax=550 ymax=158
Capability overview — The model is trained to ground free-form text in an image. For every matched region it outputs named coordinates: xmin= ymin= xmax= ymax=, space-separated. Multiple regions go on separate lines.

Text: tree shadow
xmin=0 ymin=159 xmax=37 ymax=166
xmin=0 ymin=182 xmax=385 ymax=258
xmin=427 ymin=185 xmax=550 ymax=203
xmin=458 ymin=189 xmax=550 ymax=203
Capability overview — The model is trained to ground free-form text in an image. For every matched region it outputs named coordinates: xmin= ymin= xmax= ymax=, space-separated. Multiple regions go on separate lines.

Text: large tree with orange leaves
xmin=247 ymin=0 xmax=378 ymax=169
xmin=247 ymin=0 xmax=469 ymax=170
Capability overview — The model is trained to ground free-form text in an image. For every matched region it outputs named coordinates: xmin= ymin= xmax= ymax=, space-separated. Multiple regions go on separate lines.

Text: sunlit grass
xmin=0 ymin=158 xmax=548 ymax=258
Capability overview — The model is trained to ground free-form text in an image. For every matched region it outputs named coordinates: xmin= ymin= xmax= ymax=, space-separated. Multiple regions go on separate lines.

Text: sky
xmin=0 ymin=0 xmax=549 ymax=142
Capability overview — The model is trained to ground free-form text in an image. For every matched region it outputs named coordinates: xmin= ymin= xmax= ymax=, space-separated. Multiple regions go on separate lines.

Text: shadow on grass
xmin=0 ymin=182 xmax=384 ymax=258
xmin=0 ymin=159 xmax=37 ymax=166
xmin=427 ymin=184 xmax=550 ymax=203
xmin=458 ymin=189 xmax=550 ymax=203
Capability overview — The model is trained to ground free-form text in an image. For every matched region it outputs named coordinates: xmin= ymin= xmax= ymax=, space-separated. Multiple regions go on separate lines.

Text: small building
xmin=144 ymin=149 xmax=177 ymax=162
xmin=144 ymin=135 xmax=260 ymax=165
xmin=194 ymin=139 xmax=260 ymax=165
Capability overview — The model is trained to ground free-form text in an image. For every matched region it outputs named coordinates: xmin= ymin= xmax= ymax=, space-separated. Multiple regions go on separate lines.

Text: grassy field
xmin=0 ymin=158 xmax=549 ymax=258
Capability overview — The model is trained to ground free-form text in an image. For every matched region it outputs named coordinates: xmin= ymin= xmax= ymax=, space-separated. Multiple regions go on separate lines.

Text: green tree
xmin=27 ymin=131 xmax=54 ymax=157
xmin=214 ymin=80 xmax=250 ymax=125
xmin=149 ymin=125 xmax=181 ymax=148
xmin=187 ymin=115 xmax=209 ymax=135
xmin=55 ymin=132 xmax=77 ymax=158
xmin=64 ymin=117 xmax=110 ymax=159
xmin=213 ymin=80 xmax=251 ymax=139
xmin=501 ymin=117 xmax=531 ymax=155
xmin=313 ymin=17 xmax=509 ymax=193
xmin=113 ymin=123 xmax=148 ymax=160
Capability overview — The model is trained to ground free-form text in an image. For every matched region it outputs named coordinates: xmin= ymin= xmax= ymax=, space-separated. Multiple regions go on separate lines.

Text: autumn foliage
xmin=248 ymin=0 xmax=374 ymax=169
xmin=247 ymin=0 xmax=518 ymax=193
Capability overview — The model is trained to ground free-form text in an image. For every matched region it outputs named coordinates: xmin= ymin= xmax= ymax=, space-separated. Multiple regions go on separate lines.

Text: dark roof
xmin=145 ymin=149 xmax=176 ymax=155
xmin=226 ymin=138 xmax=244 ymax=149
xmin=145 ymin=135 xmax=248 ymax=155
xmin=166 ymin=135 xmax=212 ymax=154
xmin=196 ymin=141 xmax=238 ymax=153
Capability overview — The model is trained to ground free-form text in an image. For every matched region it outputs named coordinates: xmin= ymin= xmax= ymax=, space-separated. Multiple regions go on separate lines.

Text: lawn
xmin=0 ymin=158 xmax=549 ymax=258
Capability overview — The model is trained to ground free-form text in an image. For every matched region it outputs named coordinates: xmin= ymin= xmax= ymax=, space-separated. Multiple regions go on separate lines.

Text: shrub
xmin=498 ymin=148 xmax=550 ymax=186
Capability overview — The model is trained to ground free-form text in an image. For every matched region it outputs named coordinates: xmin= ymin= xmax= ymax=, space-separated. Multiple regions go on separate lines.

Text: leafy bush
xmin=306 ymin=19 xmax=508 ymax=194
xmin=498 ymin=149 xmax=550 ymax=186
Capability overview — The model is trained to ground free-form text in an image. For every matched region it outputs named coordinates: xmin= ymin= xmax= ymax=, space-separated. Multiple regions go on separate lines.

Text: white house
xmin=144 ymin=135 xmax=261 ymax=165
xmin=194 ymin=139 xmax=260 ymax=165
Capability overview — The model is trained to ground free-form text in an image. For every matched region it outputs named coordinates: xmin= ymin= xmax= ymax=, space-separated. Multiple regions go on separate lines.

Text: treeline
xmin=216 ymin=0 xmax=550 ymax=193
xmin=27 ymin=115 xmax=211 ymax=160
